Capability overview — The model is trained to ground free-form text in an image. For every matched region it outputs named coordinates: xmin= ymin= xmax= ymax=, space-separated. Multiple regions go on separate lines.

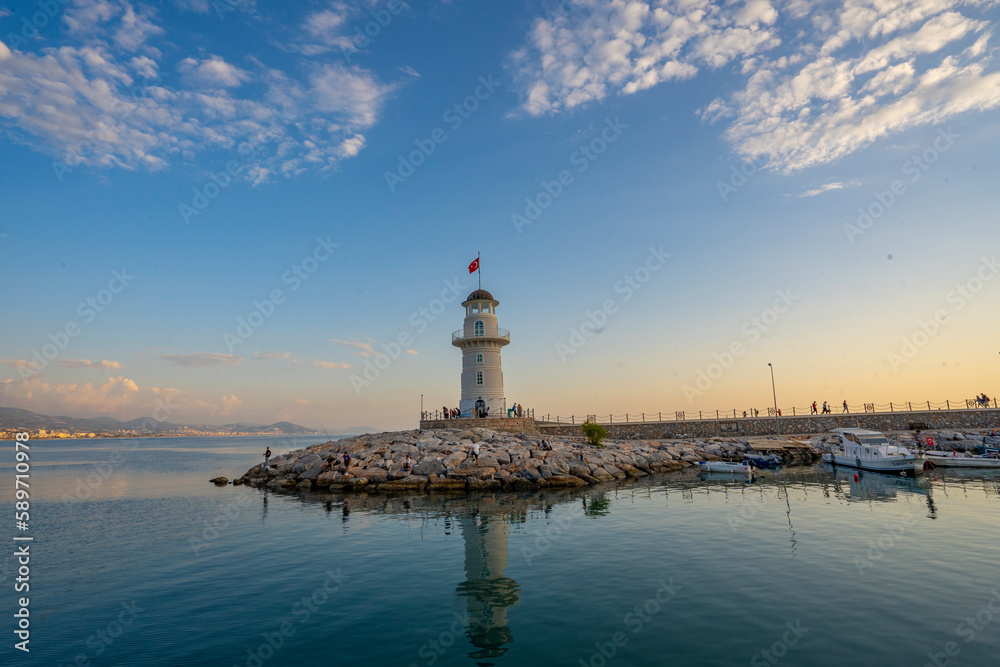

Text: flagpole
xmin=477 ymin=251 xmax=481 ymax=289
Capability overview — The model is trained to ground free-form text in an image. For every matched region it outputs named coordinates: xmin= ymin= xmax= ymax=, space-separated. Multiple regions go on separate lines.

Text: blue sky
xmin=1 ymin=0 xmax=999 ymax=430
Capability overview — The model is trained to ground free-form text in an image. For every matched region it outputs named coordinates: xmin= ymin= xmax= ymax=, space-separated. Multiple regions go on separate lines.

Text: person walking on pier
xmin=843 ymin=400 xmax=849 ymax=413
xmin=811 ymin=401 xmax=818 ymax=414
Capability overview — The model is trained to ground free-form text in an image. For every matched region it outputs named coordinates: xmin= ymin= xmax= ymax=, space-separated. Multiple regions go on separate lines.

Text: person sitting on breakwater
xmin=324 ymin=454 xmax=336 ymax=471
xmin=264 ymin=447 xmax=271 ymax=468
xmin=402 ymin=454 xmax=413 ymax=471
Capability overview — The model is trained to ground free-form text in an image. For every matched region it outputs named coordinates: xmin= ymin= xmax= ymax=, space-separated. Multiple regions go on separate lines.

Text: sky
xmin=1 ymin=0 xmax=999 ymax=431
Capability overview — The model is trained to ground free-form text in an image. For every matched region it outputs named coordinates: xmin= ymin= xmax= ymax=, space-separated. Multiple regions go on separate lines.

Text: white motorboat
xmin=697 ymin=460 xmax=754 ymax=473
xmin=822 ymin=428 xmax=924 ymax=475
xmin=925 ymin=451 xmax=1000 ymax=468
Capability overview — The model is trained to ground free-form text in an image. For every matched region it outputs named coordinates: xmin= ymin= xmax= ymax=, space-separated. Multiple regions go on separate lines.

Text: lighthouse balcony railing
xmin=452 ymin=328 xmax=510 ymax=343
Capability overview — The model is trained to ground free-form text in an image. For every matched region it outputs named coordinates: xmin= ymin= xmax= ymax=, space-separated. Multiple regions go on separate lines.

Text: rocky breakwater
xmin=235 ymin=428 xmax=783 ymax=495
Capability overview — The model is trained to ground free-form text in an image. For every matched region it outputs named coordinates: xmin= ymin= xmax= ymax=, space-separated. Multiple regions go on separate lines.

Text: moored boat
xmin=925 ymin=450 xmax=1000 ymax=468
xmin=822 ymin=428 xmax=924 ymax=475
xmin=744 ymin=453 xmax=781 ymax=469
xmin=697 ymin=460 xmax=754 ymax=473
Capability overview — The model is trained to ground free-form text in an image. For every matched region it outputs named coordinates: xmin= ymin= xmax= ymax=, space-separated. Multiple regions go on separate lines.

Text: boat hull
xmin=822 ymin=452 xmax=924 ymax=474
xmin=925 ymin=454 xmax=1000 ymax=468
xmin=697 ymin=461 xmax=752 ymax=473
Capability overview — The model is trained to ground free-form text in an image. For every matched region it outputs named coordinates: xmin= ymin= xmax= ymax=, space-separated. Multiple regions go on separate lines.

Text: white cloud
xmin=0 ymin=357 xmax=123 ymax=373
xmin=157 ymin=353 xmax=244 ymax=367
xmin=177 ymin=56 xmax=248 ymax=88
xmin=507 ymin=0 xmax=781 ymax=115
xmin=0 ymin=374 xmax=245 ymax=421
xmin=0 ymin=2 xmax=394 ymax=180
xmin=510 ymin=0 xmax=1000 ymax=170
xmin=314 ymin=360 xmax=351 ymax=369
xmin=786 ymin=180 xmax=860 ymax=197
xmin=252 ymin=351 xmax=291 ymax=361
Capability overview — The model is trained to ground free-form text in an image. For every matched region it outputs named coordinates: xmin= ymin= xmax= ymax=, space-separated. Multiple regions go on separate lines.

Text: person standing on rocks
xmin=472 ymin=441 xmax=480 ymax=463
xmin=342 ymin=452 xmax=352 ymax=472
xmin=264 ymin=447 xmax=271 ymax=469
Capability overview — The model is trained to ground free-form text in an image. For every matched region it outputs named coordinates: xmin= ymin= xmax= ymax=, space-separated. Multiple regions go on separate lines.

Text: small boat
xmin=925 ymin=450 xmax=1000 ymax=468
xmin=697 ymin=460 xmax=754 ymax=473
xmin=822 ymin=428 xmax=924 ymax=475
xmin=744 ymin=453 xmax=781 ymax=469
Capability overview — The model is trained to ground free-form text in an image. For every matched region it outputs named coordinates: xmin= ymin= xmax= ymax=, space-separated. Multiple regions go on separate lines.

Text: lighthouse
xmin=452 ymin=288 xmax=510 ymax=418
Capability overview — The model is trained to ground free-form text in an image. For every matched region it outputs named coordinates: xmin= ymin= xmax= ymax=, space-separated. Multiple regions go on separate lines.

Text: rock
xmin=443 ymin=451 xmax=468 ymax=466
xmin=296 ymin=480 xmax=313 ymax=489
xmin=541 ymin=474 xmax=587 ymax=487
xmin=297 ymin=461 xmax=327 ymax=481
xmin=413 ymin=458 xmax=447 ymax=477
xmin=291 ymin=454 xmax=321 ymax=473
xmin=378 ymin=476 xmax=429 ymax=491
xmin=209 ymin=476 xmax=228 ymax=485
xmin=467 ymin=479 xmax=502 ymax=491
xmin=428 ymin=478 xmax=467 ymax=492
xmin=590 ymin=467 xmax=615 ymax=482
xmin=393 ymin=443 xmax=421 ymax=454
xmin=476 ymin=454 xmax=501 ymax=469
xmin=232 ymin=478 xmax=244 ymax=486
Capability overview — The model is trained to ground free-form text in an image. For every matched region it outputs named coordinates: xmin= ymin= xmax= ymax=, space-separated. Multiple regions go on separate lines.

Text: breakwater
xmin=536 ymin=408 xmax=1000 ymax=439
xmin=235 ymin=427 xmax=791 ymax=495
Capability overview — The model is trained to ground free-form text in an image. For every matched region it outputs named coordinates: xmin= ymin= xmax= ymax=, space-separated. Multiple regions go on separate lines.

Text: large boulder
xmin=413 ymin=458 xmax=447 ymax=477
xmin=541 ymin=474 xmax=587 ymax=487
xmin=378 ymin=476 xmax=429 ymax=491
xmin=428 ymin=477 xmax=467 ymax=492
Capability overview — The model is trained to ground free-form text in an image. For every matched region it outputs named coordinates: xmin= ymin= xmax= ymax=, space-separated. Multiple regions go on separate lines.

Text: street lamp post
xmin=768 ymin=363 xmax=779 ymax=436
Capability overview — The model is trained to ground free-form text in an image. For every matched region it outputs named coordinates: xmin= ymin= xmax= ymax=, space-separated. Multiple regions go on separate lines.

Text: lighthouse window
xmin=477 ymin=354 xmax=483 ymax=364
xmin=474 ymin=320 xmax=484 ymax=336
xmin=476 ymin=371 xmax=483 ymax=385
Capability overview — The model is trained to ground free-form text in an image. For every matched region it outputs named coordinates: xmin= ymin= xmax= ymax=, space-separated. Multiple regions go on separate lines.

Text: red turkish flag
xmin=468 ymin=257 xmax=479 ymax=274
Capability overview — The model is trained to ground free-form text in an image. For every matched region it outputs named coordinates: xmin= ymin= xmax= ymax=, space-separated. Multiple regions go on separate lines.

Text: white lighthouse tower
xmin=452 ymin=288 xmax=510 ymax=418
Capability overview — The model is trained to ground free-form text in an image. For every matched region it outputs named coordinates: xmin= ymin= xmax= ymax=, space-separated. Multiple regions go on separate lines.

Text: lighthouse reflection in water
xmin=455 ymin=511 xmax=520 ymax=662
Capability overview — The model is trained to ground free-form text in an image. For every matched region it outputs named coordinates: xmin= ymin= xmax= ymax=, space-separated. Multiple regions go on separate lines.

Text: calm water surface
xmin=2 ymin=435 xmax=999 ymax=666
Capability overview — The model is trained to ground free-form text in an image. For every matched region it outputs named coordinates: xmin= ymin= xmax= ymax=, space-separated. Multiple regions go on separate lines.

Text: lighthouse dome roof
xmin=465 ymin=289 xmax=495 ymax=301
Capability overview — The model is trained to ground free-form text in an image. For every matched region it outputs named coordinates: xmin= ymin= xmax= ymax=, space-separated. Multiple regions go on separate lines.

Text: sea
xmin=1 ymin=435 xmax=998 ymax=666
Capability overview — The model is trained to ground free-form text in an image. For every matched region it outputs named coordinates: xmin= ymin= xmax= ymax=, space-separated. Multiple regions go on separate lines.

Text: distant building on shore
xmin=452 ymin=288 xmax=510 ymax=418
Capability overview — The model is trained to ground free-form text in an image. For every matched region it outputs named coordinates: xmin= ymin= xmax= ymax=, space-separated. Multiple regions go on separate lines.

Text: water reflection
xmin=275 ymin=465 xmax=999 ymax=665
xmin=456 ymin=512 xmax=519 ymax=663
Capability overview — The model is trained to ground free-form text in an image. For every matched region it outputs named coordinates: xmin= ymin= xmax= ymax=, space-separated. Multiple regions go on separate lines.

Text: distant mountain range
xmin=0 ymin=407 xmax=377 ymax=437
